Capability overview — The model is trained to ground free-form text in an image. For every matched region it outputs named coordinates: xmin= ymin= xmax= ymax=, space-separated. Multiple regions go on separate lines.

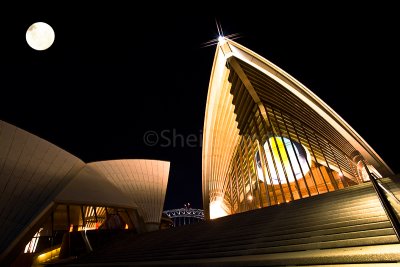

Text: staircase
xmin=56 ymin=182 xmax=400 ymax=266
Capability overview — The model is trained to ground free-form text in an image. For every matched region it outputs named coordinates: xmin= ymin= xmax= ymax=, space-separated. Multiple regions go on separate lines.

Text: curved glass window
xmin=255 ymin=136 xmax=312 ymax=184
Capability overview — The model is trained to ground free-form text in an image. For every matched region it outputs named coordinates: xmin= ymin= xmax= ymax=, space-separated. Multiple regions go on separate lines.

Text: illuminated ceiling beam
xmin=228 ymin=57 xmax=271 ymax=130
xmin=215 ymin=39 xmax=393 ymax=177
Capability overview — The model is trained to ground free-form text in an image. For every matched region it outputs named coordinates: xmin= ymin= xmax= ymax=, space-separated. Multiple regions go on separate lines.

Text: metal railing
xmin=362 ymin=160 xmax=400 ymax=242
xmin=375 ymin=178 xmax=400 ymax=207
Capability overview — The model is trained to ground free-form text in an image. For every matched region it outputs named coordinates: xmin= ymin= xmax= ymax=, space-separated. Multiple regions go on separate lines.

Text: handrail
xmin=362 ymin=160 xmax=400 ymax=242
xmin=375 ymin=178 xmax=400 ymax=206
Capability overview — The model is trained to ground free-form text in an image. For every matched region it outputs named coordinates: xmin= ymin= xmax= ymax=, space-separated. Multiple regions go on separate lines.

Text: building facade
xmin=202 ymin=38 xmax=393 ymax=219
xmin=0 ymin=120 xmax=170 ymax=265
xmin=35 ymin=38 xmax=399 ymax=267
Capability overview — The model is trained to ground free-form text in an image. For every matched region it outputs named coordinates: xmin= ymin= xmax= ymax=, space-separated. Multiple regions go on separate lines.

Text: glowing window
xmin=255 ymin=137 xmax=311 ymax=184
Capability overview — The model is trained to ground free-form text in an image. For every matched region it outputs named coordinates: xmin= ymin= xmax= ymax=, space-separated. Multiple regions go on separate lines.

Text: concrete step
xmin=129 ymin=233 xmax=398 ymax=261
xmin=55 ymin=181 xmax=400 ymax=266
xmin=100 ymin=244 xmax=400 ymax=266
xmin=233 ymin=199 xmax=384 ymax=226
xmin=208 ymin=195 xmax=383 ymax=233
xmin=99 ymin=195 xmax=388 ymax=253
xmin=214 ymin=189 xmax=379 ymax=225
xmin=129 ymin=225 xmax=396 ymax=257
xmin=243 ymin=195 xmax=381 ymax=223
xmin=149 ymin=211 xmax=389 ymax=249
xmin=139 ymin=219 xmax=393 ymax=252
xmin=85 ymin=189 xmax=387 ymax=254
xmin=203 ymin=206 xmax=386 ymax=239
xmin=288 ymin=265 xmax=400 ymax=267
xmin=118 ymin=211 xmax=388 ymax=254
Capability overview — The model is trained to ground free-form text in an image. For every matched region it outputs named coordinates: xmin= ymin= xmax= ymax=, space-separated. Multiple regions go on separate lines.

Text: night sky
xmin=1 ymin=5 xmax=399 ymax=210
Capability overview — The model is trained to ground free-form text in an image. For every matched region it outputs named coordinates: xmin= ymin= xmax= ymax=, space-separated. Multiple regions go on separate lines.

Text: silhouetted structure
xmin=163 ymin=204 xmax=205 ymax=227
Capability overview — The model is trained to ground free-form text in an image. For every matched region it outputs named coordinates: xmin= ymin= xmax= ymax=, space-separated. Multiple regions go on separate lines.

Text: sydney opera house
xmin=1 ymin=38 xmax=399 ymax=266
xmin=202 ymin=38 xmax=393 ymax=219
xmin=0 ymin=120 xmax=170 ymax=266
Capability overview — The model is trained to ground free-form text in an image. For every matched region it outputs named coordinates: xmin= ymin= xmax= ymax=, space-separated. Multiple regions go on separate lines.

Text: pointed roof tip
xmin=217 ymin=33 xmax=242 ymax=46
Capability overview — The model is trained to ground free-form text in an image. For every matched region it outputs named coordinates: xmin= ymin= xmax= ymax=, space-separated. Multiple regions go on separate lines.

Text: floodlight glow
xmin=210 ymin=198 xmax=228 ymax=219
xmin=218 ymin=36 xmax=225 ymax=43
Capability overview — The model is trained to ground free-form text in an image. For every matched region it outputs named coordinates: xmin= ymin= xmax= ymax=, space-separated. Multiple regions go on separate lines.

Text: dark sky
xmin=1 ymin=5 xmax=399 ymax=210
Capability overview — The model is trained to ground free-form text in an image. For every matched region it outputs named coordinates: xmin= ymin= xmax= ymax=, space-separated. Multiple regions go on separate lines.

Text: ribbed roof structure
xmin=0 ymin=120 xmax=85 ymax=255
xmin=202 ymin=39 xmax=393 ymax=217
xmin=0 ymin=120 xmax=170 ymax=263
xmin=89 ymin=160 xmax=170 ymax=224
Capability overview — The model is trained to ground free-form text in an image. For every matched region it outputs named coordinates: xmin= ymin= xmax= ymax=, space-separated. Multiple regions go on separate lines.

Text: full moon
xmin=26 ymin=22 xmax=55 ymax=51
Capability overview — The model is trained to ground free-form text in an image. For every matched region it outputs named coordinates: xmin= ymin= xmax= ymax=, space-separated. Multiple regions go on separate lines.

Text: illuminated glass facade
xmin=203 ymin=39 xmax=393 ymax=219
xmin=223 ymin=103 xmax=360 ymax=214
xmin=26 ymin=204 xmax=136 ymax=264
